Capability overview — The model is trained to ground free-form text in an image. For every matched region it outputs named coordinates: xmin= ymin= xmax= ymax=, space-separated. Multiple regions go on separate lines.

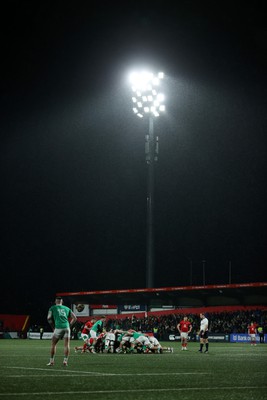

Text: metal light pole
xmin=129 ymin=71 xmax=165 ymax=288
xmin=145 ymin=116 xmax=156 ymax=288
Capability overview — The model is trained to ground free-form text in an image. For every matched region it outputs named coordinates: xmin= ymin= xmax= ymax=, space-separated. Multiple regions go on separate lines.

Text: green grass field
xmin=0 ymin=340 xmax=266 ymax=400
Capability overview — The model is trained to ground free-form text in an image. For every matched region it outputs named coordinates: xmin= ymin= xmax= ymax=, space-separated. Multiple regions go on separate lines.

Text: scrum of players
xmin=74 ymin=318 xmax=173 ymax=354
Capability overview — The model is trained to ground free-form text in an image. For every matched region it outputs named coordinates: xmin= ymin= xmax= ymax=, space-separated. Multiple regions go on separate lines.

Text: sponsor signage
xmin=230 ymin=334 xmax=267 ymax=343
xmin=90 ymin=305 xmax=117 ymax=309
xmin=28 ymin=332 xmax=53 ymax=340
xmin=169 ymin=335 xmax=182 ymax=341
xmin=119 ymin=305 xmax=147 ymax=312
xmin=168 ymin=333 xmax=229 ymax=342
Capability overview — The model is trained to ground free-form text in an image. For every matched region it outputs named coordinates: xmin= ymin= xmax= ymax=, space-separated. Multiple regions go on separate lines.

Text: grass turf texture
xmin=0 ymin=340 xmax=266 ymax=400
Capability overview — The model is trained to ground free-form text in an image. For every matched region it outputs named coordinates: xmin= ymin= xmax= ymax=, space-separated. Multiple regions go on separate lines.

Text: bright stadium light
xmin=129 ymin=71 xmax=165 ymax=118
xmin=129 ymin=69 xmax=166 ymax=289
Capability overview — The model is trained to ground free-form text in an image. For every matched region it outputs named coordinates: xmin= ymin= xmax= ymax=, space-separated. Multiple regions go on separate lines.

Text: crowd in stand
xmin=105 ymin=309 xmax=267 ymax=340
xmin=25 ymin=309 xmax=267 ymax=340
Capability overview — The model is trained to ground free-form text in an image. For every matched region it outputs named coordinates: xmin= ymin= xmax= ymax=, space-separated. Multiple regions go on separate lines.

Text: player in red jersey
xmin=177 ymin=316 xmax=192 ymax=350
xmin=248 ymin=321 xmax=258 ymax=346
xmin=75 ymin=318 xmax=96 ymax=353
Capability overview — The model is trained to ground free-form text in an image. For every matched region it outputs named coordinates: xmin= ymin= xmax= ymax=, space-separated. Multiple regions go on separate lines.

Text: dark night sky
xmin=1 ymin=1 xmax=266 ymax=318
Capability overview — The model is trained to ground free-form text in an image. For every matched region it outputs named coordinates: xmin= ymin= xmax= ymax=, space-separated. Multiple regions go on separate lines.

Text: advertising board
xmin=230 ymin=334 xmax=267 ymax=343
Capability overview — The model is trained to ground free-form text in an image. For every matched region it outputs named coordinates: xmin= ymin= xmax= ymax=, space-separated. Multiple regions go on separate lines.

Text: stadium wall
xmin=0 ymin=314 xmax=30 ymax=337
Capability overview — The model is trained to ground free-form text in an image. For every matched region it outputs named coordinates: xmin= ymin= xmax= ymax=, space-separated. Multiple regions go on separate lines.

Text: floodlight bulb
xmin=130 ymin=69 xmax=164 ymax=118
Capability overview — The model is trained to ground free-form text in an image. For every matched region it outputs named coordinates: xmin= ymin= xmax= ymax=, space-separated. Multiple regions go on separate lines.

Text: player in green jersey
xmin=47 ymin=297 xmax=77 ymax=366
xmin=89 ymin=316 xmax=106 ymax=353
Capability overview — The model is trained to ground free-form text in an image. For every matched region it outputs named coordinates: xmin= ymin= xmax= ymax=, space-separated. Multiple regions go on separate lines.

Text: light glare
xmin=130 ymin=70 xmax=165 ymax=118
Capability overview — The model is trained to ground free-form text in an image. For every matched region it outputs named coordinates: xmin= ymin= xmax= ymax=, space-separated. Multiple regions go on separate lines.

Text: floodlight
xmin=130 ymin=70 xmax=165 ymax=118
xmin=128 ymin=69 xmax=166 ymax=290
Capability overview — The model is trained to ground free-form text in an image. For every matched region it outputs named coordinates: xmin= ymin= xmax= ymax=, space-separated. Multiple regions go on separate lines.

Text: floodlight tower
xmin=129 ymin=71 xmax=165 ymax=288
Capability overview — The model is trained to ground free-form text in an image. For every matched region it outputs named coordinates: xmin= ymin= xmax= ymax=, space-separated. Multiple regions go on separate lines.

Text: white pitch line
xmin=0 ymin=387 xmax=266 ymax=396
xmin=4 ymin=367 xmax=209 ymax=376
xmin=5 ymin=367 xmax=100 ymax=375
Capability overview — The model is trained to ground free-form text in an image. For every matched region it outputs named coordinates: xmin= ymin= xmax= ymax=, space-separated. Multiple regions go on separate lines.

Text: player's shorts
xmin=150 ymin=337 xmax=160 ymax=346
xmin=81 ymin=333 xmax=90 ymax=342
xmin=249 ymin=334 xmax=256 ymax=340
xmin=180 ymin=332 xmax=188 ymax=339
xmin=200 ymin=330 xmax=209 ymax=339
xmin=136 ymin=335 xmax=151 ymax=347
xmin=53 ymin=328 xmax=70 ymax=339
xmin=89 ymin=330 xmax=97 ymax=339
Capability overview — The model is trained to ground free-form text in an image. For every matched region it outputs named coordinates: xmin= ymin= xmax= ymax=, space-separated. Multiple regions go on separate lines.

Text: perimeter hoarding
xmin=168 ymin=333 xmax=229 ymax=342
xmin=230 ymin=334 xmax=267 ymax=343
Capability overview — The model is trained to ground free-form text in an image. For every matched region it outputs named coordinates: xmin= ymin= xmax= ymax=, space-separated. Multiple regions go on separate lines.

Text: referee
xmin=199 ymin=313 xmax=209 ymax=353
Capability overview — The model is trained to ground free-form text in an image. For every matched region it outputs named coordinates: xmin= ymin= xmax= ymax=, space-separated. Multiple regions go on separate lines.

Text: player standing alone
xmin=47 ymin=297 xmax=77 ymax=366
xmin=198 ymin=313 xmax=209 ymax=353
xmin=177 ymin=316 xmax=192 ymax=350
xmin=248 ymin=321 xmax=257 ymax=346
